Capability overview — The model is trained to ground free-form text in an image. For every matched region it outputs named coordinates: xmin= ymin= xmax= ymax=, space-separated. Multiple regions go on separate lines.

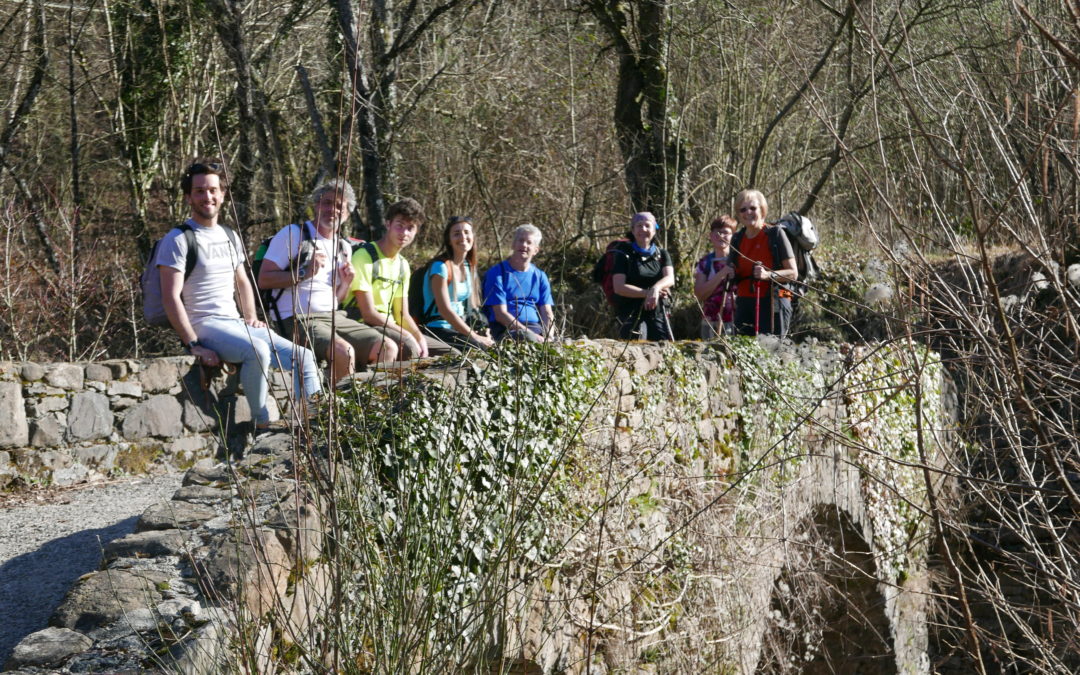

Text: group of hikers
xmin=151 ymin=159 xmax=803 ymax=434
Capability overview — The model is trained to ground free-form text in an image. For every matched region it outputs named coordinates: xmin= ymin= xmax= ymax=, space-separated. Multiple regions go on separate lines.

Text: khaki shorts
xmin=280 ymin=311 xmax=385 ymax=367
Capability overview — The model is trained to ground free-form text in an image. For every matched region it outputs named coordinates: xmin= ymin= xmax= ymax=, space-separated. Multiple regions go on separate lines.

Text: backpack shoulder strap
xmin=176 ymin=223 xmax=198 ymax=279
xmin=361 ymin=241 xmax=382 ymax=266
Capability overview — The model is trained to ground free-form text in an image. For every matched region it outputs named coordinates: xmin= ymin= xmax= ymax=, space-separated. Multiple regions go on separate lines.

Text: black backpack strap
xmin=177 ymin=223 xmax=198 ymax=279
xmin=767 ymin=226 xmax=795 ymax=293
xmin=728 ymin=229 xmax=745 ymax=281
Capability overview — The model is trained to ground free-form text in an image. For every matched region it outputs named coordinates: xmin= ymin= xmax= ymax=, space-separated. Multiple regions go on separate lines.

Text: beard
xmin=190 ymin=202 xmax=220 ymax=220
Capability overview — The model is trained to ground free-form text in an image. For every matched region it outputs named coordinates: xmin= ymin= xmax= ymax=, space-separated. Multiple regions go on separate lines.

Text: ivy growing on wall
xmin=330 ymin=343 xmax=606 ymax=665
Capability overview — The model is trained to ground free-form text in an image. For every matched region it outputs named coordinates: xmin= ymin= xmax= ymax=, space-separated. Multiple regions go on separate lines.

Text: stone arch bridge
xmin=0 ymin=339 xmax=948 ymax=673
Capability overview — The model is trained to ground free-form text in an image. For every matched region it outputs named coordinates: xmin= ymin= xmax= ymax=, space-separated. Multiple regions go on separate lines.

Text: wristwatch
xmin=183 ymin=340 xmax=202 ymax=354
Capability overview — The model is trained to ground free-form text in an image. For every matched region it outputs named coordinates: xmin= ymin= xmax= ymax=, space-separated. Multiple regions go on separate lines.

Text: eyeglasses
xmin=447 ymin=215 xmax=473 ymax=226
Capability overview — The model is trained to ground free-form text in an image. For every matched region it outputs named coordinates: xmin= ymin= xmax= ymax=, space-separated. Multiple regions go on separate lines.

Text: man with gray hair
xmin=482 ymin=223 xmax=557 ymax=342
xmin=258 ymin=178 xmax=391 ymax=385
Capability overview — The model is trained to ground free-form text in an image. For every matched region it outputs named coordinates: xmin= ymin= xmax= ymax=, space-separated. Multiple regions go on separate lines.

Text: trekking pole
xmin=661 ymin=295 xmax=674 ymax=340
xmin=754 ymin=280 xmax=762 ymax=335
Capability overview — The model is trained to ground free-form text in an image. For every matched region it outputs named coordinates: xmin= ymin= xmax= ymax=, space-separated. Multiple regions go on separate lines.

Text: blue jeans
xmin=195 ymin=317 xmax=320 ymax=425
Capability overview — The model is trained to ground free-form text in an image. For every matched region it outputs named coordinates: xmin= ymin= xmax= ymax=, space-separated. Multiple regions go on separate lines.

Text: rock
xmin=84 ymin=363 xmax=113 ymax=382
xmin=45 ymin=363 xmax=84 ymax=390
xmin=182 ymin=398 xmax=217 ymax=432
xmin=266 ymin=498 xmax=323 ymax=562
xmin=157 ymin=598 xmax=201 ymax=623
xmin=174 ymin=484 xmax=232 ymax=502
xmin=247 ymin=432 xmax=295 ymax=460
xmin=0 ymin=382 xmax=29 ymax=447
xmin=122 ymin=395 xmax=184 ymax=439
xmin=30 ymin=413 xmax=64 ymax=448
xmin=283 ymin=564 xmax=331 ymax=646
xmin=31 ymin=394 xmax=69 ymax=414
xmin=100 ymin=359 xmax=129 ymax=379
xmin=169 ymin=607 xmax=229 ymax=674
xmin=51 ymin=568 xmax=170 ymax=631
xmin=139 ymin=360 xmax=180 ymax=393
xmin=6 ymin=627 xmax=93 ymax=669
xmin=169 ymin=435 xmax=209 ymax=456
xmin=182 ymin=459 xmax=231 ymax=486
xmin=103 ymin=530 xmax=191 ymax=561
xmin=21 ymin=362 xmax=45 ymax=381
xmin=137 ymin=502 xmax=217 ymax=531
xmin=107 ymin=380 xmax=143 ymax=397
xmin=199 ymin=528 xmax=291 ymax=618
xmin=73 ymin=444 xmax=119 ymax=471
xmin=51 ymin=460 xmax=91 ymax=487
xmin=66 ymin=392 xmax=113 ymax=442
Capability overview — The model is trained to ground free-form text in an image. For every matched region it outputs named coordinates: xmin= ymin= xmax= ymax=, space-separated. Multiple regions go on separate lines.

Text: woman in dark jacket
xmin=612 ymin=211 xmax=675 ymax=340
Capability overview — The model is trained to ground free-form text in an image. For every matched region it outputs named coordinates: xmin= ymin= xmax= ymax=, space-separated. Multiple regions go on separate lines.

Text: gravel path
xmin=0 ymin=472 xmax=184 ymax=667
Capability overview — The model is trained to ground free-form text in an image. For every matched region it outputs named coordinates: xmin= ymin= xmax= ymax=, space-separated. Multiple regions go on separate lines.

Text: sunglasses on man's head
xmin=185 ymin=161 xmax=223 ymax=176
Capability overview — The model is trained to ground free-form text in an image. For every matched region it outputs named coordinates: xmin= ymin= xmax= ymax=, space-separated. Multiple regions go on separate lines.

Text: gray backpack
xmin=141 ymin=223 xmax=239 ymax=326
xmin=775 ymin=212 xmax=820 ymax=287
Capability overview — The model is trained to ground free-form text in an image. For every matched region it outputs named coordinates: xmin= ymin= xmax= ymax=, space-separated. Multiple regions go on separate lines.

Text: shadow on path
xmin=0 ymin=517 xmax=138 ymax=667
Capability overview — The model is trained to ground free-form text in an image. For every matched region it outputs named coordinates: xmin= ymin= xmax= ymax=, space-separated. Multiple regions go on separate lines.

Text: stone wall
xmin=2 ymin=340 xmax=950 ymax=673
xmin=0 ymin=358 xmax=290 ymax=490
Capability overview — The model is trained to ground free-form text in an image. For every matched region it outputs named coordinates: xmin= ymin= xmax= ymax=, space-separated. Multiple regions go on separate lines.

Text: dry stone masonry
xmin=2 ymin=340 xmax=950 ymax=673
xmin=0 ymin=357 xmax=293 ymax=490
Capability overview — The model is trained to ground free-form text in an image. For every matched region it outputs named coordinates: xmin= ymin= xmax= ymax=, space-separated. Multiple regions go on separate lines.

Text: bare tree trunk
xmin=583 ymin=0 xmax=688 ymax=259
xmin=0 ymin=0 xmax=59 ymax=277
xmin=334 ymin=0 xmax=386 ymax=240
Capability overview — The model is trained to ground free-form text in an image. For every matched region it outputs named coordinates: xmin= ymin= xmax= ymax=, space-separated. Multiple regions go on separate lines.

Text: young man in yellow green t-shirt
xmin=348 ymin=198 xmax=451 ymax=359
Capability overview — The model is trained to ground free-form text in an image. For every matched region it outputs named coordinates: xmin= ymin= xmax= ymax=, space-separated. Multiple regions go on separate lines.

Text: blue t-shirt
xmin=422 ymin=260 xmax=472 ymax=331
xmin=482 ymin=261 xmax=554 ymax=326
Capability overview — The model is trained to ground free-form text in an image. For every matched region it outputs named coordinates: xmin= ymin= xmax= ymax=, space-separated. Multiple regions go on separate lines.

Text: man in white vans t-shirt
xmin=156 ymin=159 xmax=320 ymax=434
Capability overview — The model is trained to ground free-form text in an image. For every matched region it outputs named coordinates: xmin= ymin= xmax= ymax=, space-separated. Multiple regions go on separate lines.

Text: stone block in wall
xmin=139 ymin=359 xmax=181 ymax=393
xmin=183 ymin=459 xmax=231 ymax=487
xmin=100 ymin=359 xmax=129 ymax=379
xmin=83 ymin=363 xmax=112 ymax=382
xmin=45 ymin=363 xmax=84 ymax=390
xmin=107 ymin=380 xmax=142 ymax=397
xmin=5 ymin=626 xmax=93 ymax=670
xmin=21 ymin=362 xmax=44 ymax=381
xmin=726 ymin=370 xmax=744 ymax=407
xmin=169 ymin=435 xmax=213 ymax=468
xmin=27 ymin=383 xmax=66 ymax=396
xmin=626 ymin=346 xmax=651 ymax=375
xmin=73 ymin=444 xmax=118 ymax=472
xmin=266 ymin=498 xmax=323 ymax=563
xmin=0 ymin=450 xmax=13 ymax=490
xmin=0 ymin=361 xmax=14 ymax=380
xmin=122 ymin=395 xmax=183 ymax=439
xmin=46 ymin=452 xmax=91 ymax=487
xmin=137 ymin=502 xmax=217 ymax=531
xmin=0 ymin=381 xmax=29 ymax=447
xmin=199 ymin=528 xmax=291 ymax=618
xmin=102 ymin=530 xmax=193 ymax=563
xmin=183 ymin=398 xmax=218 ymax=432
xmin=66 ymin=392 xmax=113 ymax=442
xmin=283 ymin=563 xmax=331 ymax=646
xmin=28 ymin=394 xmax=70 ymax=416
xmin=31 ymin=413 xmax=65 ymax=447
xmin=51 ymin=568 xmax=170 ymax=631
